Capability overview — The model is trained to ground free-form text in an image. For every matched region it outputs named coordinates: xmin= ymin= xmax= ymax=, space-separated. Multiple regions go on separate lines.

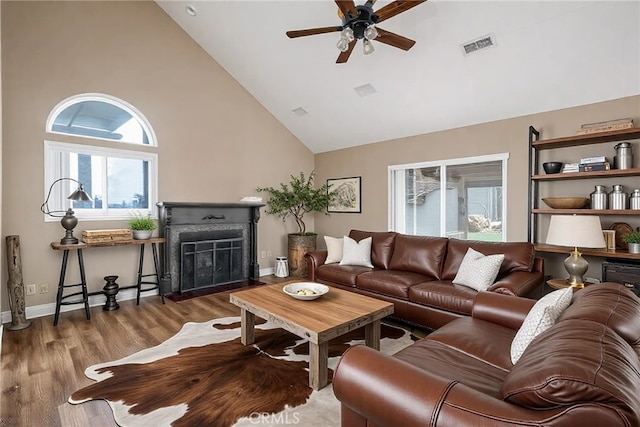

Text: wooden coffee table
xmin=229 ymin=283 xmax=394 ymax=390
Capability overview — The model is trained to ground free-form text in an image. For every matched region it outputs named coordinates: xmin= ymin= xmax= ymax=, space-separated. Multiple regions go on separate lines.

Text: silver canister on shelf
xmin=630 ymin=189 xmax=640 ymax=210
xmin=608 ymin=184 xmax=628 ymax=210
xmin=590 ymin=185 xmax=608 ymax=209
xmin=613 ymin=142 xmax=633 ymax=170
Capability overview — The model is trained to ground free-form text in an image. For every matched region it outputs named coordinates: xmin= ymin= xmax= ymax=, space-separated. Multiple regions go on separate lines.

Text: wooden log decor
xmin=5 ymin=235 xmax=31 ymax=330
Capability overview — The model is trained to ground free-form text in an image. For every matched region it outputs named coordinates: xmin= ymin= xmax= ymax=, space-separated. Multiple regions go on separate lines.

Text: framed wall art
xmin=327 ymin=176 xmax=361 ymax=213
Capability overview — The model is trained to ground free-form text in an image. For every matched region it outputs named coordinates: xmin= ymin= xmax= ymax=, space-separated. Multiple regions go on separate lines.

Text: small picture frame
xmin=327 ymin=176 xmax=361 ymax=213
xmin=602 ymin=230 xmax=616 ymax=251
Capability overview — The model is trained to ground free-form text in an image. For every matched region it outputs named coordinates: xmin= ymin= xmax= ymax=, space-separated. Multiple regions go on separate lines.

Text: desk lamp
xmin=545 ymin=214 xmax=605 ymax=288
xmin=41 ymin=178 xmax=92 ymax=244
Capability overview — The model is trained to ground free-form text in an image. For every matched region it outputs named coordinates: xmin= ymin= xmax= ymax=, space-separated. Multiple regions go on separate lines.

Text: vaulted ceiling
xmin=156 ymin=1 xmax=640 ymax=154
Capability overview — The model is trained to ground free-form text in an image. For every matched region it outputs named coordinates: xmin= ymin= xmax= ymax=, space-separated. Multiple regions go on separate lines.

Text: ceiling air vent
xmin=291 ymin=107 xmax=308 ymax=117
xmin=354 ymin=83 xmax=377 ymax=97
xmin=461 ymin=34 xmax=496 ymax=56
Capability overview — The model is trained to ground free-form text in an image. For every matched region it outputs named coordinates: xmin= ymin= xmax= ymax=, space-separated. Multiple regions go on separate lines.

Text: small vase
xmin=103 ymin=275 xmax=120 ymax=311
xmin=628 ymin=243 xmax=640 ymax=254
xmin=132 ymin=230 xmax=153 ymax=240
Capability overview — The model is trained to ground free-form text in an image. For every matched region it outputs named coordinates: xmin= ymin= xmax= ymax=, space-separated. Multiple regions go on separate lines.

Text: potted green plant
xmin=128 ymin=213 xmax=156 ymax=240
xmin=257 ymin=171 xmax=335 ymax=277
xmin=622 ymin=230 xmax=640 ymax=254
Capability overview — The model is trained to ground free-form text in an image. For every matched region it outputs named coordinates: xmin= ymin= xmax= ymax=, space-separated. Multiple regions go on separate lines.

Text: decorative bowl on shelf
xmin=542 ymin=197 xmax=589 ymax=209
xmin=283 ymin=282 xmax=329 ymax=300
xmin=542 ymin=162 xmax=563 ymax=174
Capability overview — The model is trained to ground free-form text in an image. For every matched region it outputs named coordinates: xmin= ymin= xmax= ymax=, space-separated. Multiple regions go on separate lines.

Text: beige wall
xmin=1 ymin=1 xmax=313 ymax=312
xmin=314 ymin=96 xmax=640 ymax=279
xmin=2 ymin=1 xmax=639 ymax=315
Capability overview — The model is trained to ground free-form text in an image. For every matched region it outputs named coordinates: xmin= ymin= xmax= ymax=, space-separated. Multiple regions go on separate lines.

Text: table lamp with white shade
xmin=545 ymin=214 xmax=606 ymax=288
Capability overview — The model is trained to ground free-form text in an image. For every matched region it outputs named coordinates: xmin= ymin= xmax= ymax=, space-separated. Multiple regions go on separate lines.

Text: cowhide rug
xmin=69 ymin=316 xmax=415 ymax=427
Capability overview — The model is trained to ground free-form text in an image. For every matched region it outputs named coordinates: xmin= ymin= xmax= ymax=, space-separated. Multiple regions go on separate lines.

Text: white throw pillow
xmin=324 ymin=236 xmax=344 ymax=264
xmin=339 ymin=236 xmax=374 ymax=268
xmin=452 ymin=248 xmax=505 ymax=292
xmin=510 ymin=287 xmax=573 ymax=364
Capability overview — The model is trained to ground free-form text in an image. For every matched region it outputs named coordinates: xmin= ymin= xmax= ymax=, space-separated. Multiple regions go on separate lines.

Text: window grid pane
xmin=391 ymin=155 xmax=506 ymax=242
xmin=44 ymin=140 xmax=157 ymax=220
xmin=47 ymin=94 xmax=155 ymax=146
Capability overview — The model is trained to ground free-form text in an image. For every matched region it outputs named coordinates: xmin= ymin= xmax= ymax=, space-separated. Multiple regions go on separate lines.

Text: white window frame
xmin=388 ymin=153 xmax=509 ymax=240
xmin=44 ymin=141 xmax=158 ymax=221
xmin=46 ymin=93 xmax=157 ymax=147
xmin=44 ymin=93 xmax=158 ymax=222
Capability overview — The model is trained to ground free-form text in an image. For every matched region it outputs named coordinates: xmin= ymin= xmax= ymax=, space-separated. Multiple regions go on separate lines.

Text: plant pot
xmin=288 ymin=234 xmax=317 ymax=277
xmin=132 ymin=230 xmax=153 ymax=240
xmin=628 ymin=243 xmax=640 ymax=254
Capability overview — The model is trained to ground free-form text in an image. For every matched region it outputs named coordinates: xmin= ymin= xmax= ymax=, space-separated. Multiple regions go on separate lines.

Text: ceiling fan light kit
xmin=341 ymin=27 xmax=355 ymax=42
xmin=363 ymin=39 xmax=375 ymax=55
xmin=286 ymin=0 xmax=427 ymax=63
xmin=364 ymin=24 xmax=379 ymax=41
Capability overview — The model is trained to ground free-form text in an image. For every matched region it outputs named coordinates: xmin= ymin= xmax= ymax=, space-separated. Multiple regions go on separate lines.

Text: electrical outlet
xmin=40 ymin=283 xmax=49 ymax=293
xmin=267 ymin=250 xmax=272 ymax=257
xmin=261 ymin=250 xmax=266 ymax=259
xmin=26 ymin=284 xmax=37 ymax=296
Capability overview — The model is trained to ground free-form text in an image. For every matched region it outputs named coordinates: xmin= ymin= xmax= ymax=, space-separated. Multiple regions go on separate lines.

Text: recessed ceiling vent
xmin=291 ymin=107 xmax=308 ymax=117
xmin=354 ymin=83 xmax=377 ymax=97
xmin=461 ymin=34 xmax=496 ymax=56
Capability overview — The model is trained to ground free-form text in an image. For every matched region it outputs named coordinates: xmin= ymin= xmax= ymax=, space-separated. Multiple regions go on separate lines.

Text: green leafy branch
xmin=256 ymin=171 xmax=335 ymax=235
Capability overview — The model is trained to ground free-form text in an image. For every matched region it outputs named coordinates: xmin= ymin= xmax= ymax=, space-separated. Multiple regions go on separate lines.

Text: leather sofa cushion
xmin=442 ymin=239 xmax=535 ymax=280
xmin=316 ymin=263 xmax=372 ymax=287
xmin=348 ymin=230 xmax=397 ymax=270
xmin=501 ymin=319 xmax=640 ymax=424
xmin=395 ymin=338 xmax=508 ymax=398
xmin=426 ymin=317 xmax=515 ymax=371
xmin=561 ymin=282 xmax=640 ymax=346
xmin=408 ymin=281 xmax=477 ymax=316
xmin=388 ymin=234 xmax=448 ymax=279
xmin=356 ymin=270 xmax=432 ymax=299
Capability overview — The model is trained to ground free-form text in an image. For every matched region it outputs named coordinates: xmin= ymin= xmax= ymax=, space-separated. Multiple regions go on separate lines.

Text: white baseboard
xmin=1 ymin=269 xmax=275 ymax=324
xmin=1 ymin=288 xmax=143 ymax=324
xmin=261 ymin=267 xmax=274 ymax=277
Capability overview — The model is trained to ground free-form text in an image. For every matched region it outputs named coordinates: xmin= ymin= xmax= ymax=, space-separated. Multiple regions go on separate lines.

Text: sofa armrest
xmin=488 ymin=270 xmax=543 ymax=296
xmin=305 ymin=250 xmax=327 ymax=281
xmin=471 ymin=291 xmax=536 ymax=330
xmin=333 ymin=345 xmax=457 ymax=427
xmin=487 ymin=256 xmax=544 ymax=297
xmin=334 ymin=345 xmax=549 ymax=427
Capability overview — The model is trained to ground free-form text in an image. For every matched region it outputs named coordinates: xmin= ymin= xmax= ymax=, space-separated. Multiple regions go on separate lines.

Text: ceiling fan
xmin=286 ymin=0 xmax=427 ymax=63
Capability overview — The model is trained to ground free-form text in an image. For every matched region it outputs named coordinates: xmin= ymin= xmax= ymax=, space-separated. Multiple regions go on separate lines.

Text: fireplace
xmin=157 ymin=202 xmax=263 ymax=294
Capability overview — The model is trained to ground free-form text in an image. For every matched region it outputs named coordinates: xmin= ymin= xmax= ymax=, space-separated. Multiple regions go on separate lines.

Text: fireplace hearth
xmin=157 ymin=202 xmax=264 ymax=294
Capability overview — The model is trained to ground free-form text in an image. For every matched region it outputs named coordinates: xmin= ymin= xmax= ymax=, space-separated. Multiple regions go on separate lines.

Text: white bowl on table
xmin=283 ymin=282 xmax=329 ymax=300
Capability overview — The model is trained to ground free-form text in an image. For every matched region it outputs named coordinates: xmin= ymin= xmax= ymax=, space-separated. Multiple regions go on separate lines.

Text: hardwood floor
xmin=0 ymin=276 xmax=289 ymax=427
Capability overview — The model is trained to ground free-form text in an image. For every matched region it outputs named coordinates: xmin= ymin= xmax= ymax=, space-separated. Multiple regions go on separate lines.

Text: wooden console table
xmin=50 ymin=238 xmax=165 ymax=326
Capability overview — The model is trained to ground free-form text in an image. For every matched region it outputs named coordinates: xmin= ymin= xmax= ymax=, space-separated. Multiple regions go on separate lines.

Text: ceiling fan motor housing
xmin=343 ymin=5 xmax=379 ymax=39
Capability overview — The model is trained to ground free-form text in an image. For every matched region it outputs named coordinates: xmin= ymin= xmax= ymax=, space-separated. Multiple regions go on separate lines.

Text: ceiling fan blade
xmin=336 ymin=40 xmax=356 ymax=63
xmin=286 ymin=26 xmax=342 ymax=38
xmin=374 ymin=27 xmax=416 ymax=51
xmin=335 ymin=0 xmax=358 ymax=19
xmin=375 ymin=0 xmax=427 ymax=23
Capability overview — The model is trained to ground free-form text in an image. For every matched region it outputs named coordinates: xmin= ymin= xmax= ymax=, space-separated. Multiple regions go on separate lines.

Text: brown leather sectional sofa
xmin=333 ymin=283 xmax=640 ymax=426
xmin=305 ymin=229 xmax=544 ymax=330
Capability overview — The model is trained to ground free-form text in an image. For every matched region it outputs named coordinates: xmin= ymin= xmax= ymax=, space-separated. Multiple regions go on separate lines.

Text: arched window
xmin=44 ymin=94 xmax=158 ymax=221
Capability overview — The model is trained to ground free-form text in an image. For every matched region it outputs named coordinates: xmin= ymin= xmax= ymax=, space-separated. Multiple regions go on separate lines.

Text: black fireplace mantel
xmin=157 ymin=201 xmax=264 ymax=294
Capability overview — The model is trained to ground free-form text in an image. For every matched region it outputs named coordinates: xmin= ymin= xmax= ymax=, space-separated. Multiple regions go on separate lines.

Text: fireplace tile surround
xmin=157 ymin=202 xmax=264 ymax=295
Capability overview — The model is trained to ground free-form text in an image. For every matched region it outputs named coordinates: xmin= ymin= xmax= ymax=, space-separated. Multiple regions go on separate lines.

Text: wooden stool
xmin=53 ymin=246 xmax=91 ymax=326
xmin=134 ymin=241 xmax=165 ymax=305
